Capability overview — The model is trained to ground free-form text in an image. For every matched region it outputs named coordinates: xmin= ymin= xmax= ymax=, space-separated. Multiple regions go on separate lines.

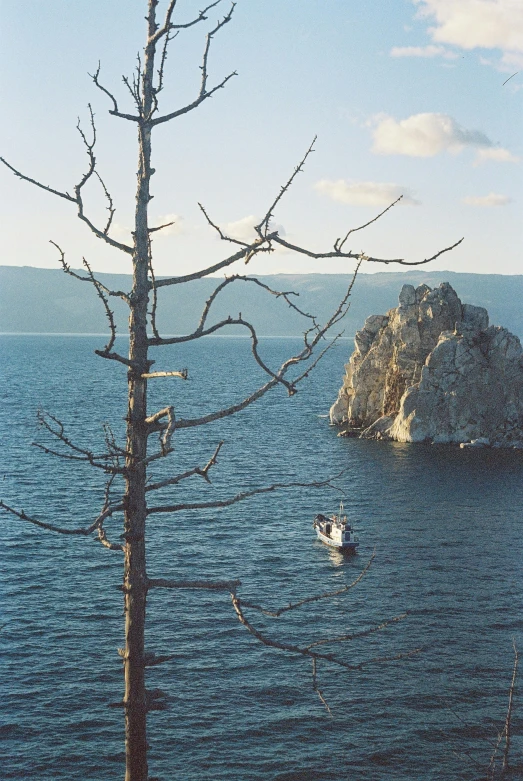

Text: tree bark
xmin=123 ymin=6 xmax=157 ymax=779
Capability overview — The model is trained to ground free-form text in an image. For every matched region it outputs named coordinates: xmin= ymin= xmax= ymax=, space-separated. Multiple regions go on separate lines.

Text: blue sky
xmin=0 ymin=0 xmax=521 ymax=276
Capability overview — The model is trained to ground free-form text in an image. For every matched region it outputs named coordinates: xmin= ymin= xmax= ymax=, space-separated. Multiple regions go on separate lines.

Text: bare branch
xmin=255 ymin=137 xmax=316 ymax=239
xmin=94 ymin=349 xmax=134 ymax=368
xmin=122 ymin=70 xmax=142 ymax=115
xmin=155 ymin=29 xmax=179 ymax=94
xmin=151 ymin=4 xmax=236 ymax=126
xmin=34 ymin=409 xmax=125 ymax=473
xmin=273 ymin=235 xmax=464 ymax=266
xmin=0 ymin=157 xmax=75 ymax=203
xmin=50 ymin=243 xmax=131 ymax=362
xmin=78 ymin=256 xmax=118 ymax=354
xmin=198 ymin=202 xmax=251 ymax=248
xmin=143 ymin=651 xmax=178 ymax=667
xmin=173 ymin=263 xmax=360 ymax=429
xmin=146 ymin=474 xmax=342 ymax=516
xmin=89 ymin=63 xmax=140 ymax=122
xmin=148 ymin=220 xmax=177 ymax=234
xmin=150 ymin=274 xmax=317 ymax=348
xmin=97 ymin=525 xmax=125 ymax=551
xmin=1 ymin=130 xmax=133 ymax=256
xmin=150 ymin=0 xmax=223 ymax=44
xmin=335 ymin=196 xmax=403 ymax=253
xmin=153 ymin=233 xmax=278 ymax=288
xmin=0 ymin=499 xmax=122 ymax=537
xmin=31 ymin=442 xmax=123 ymax=473
xmin=502 ymin=639 xmax=518 ymax=771
xmin=50 ymin=241 xmax=130 ymax=302
xmin=176 ymin=376 xmax=280 ymax=430
xmin=141 ymin=407 xmax=176 ymax=466
xmin=312 ymin=658 xmax=333 ymax=717
xmin=73 ymin=106 xmax=134 ymax=253
xmin=145 ymin=441 xmax=223 ymax=492
xmin=145 ymin=407 xmax=174 ymax=427
xmin=304 ymin=613 xmax=408 ymax=650
xmin=199 ymin=4 xmax=236 ymax=96
xmin=148 ymin=254 xmax=161 ymax=341
xmin=241 ymin=550 xmax=375 ymax=617
xmin=94 ymin=170 xmax=117 ymax=235
xmin=231 ymin=591 xmax=422 ymax=672
xmin=103 ymin=423 xmax=128 ymax=459
xmin=151 ymin=71 xmax=236 ymax=126
xmin=75 ymin=105 xmax=97 ymax=191
xmin=291 ymin=332 xmax=344 ymax=386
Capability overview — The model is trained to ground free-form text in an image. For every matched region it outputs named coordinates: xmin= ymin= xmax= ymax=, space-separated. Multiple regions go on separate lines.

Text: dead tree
xmin=0 ymin=2 xmax=462 ymax=780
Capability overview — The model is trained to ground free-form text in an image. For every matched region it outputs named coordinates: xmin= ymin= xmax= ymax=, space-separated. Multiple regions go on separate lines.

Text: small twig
xmin=502 ymin=71 xmax=519 ymax=86
xmin=335 ymin=196 xmax=402 ymax=253
xmin=502 ymin=640 xmax=518 ymax=771
xmin=255 ymin=137 xmax=316 ymax=239
xmin=312 ymin=658 xmax=333 ymax=717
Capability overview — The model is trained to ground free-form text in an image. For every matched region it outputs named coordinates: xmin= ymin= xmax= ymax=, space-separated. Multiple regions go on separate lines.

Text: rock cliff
xmin=330 ymin=282 xmax=523 ymax=448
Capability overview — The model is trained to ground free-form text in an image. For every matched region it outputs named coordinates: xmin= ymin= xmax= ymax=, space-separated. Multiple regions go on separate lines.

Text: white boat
xmin=313 ymin=501 xmax=359 ymax=552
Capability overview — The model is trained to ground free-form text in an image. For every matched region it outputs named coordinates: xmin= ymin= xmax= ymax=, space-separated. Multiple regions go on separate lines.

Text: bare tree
xmin=0 ymin=2 xmax=462 ymax=780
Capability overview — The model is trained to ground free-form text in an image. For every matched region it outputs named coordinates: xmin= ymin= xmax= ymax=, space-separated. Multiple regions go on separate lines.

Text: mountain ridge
xmin=2 ymin=265 xmax=522 ymax=338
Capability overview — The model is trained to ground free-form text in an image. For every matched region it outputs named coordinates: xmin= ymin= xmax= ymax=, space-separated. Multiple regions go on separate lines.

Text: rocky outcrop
xmin=330 ymin=282 xmax=523 ymax=448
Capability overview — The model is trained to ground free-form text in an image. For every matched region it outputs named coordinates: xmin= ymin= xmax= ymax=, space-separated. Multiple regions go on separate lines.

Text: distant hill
xmin=1 ymin=265 xmax=522 ymax=338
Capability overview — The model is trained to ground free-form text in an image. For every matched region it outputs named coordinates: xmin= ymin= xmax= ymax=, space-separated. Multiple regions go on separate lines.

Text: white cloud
xmin=314 ymin=179 xmax=420 ymax=206
xmin=462 ymin=192 xmax=512 ymax=206
xmin=371 ymin=112 xmax=496 ymax=157
xmin=390 ymin=44 xmax=459 ymax=59
xmin=474 ymin=147 xmax=520 ymax=163
xmin=413 ymin=1 xmax=523 ymax=70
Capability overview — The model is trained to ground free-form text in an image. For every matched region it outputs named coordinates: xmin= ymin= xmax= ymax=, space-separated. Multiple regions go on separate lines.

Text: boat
xmin=313 ymin=501 xmax=359 ymax=551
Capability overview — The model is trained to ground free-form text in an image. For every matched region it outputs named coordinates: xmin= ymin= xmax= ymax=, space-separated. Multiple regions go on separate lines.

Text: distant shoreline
xmin=0 ymin=332 xmax=355 ymax=339
xmin=2 ymin=266 xmax=522 ymax=339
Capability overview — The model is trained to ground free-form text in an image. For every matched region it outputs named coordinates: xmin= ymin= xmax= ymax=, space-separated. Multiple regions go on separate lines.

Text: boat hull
xmin=315 ymin=528 xmax=358 ymax=551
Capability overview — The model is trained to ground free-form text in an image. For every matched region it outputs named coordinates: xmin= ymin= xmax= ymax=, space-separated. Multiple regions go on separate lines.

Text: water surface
xmin=1 ymin=335 xmax=522 ymax=780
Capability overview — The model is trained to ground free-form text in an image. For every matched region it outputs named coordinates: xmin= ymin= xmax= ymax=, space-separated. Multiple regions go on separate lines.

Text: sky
xmin=0 ymin=0 xmax=521 ymax=277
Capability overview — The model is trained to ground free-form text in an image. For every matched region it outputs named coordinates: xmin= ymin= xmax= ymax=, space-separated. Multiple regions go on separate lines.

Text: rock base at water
xmin=330 ymin=282 xmax=523 ymax=448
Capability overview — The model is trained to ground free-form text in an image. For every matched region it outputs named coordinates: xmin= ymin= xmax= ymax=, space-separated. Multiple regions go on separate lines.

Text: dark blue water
xmin=1 ymin=335 xmax=522 ymax=781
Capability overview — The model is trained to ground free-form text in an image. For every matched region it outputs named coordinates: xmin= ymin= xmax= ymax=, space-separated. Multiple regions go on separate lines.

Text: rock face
xmin=330 ymin=282 xmax=523 ymax=448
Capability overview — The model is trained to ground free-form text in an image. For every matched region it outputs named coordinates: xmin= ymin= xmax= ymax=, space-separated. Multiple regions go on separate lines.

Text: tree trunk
xmin=123 ymin=203 xmax=150 ymax=780
xmin=123 ymin=7 xmax=161 ymax=778
xmin=123 ymin=73 xmax=155 ymax=781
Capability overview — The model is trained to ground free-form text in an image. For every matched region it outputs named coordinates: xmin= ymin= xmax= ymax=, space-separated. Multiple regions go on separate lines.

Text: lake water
xmin=1 ymin=335 xmax=522 ymax=781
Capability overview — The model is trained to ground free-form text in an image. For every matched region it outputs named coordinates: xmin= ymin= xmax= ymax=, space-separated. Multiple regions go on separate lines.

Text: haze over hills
xmin=1 ymin=265 xmax=522 ymax=339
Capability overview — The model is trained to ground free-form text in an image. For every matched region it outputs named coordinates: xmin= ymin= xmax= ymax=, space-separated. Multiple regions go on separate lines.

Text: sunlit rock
xmin=330 ymin=282 xmax=523 ymax=448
